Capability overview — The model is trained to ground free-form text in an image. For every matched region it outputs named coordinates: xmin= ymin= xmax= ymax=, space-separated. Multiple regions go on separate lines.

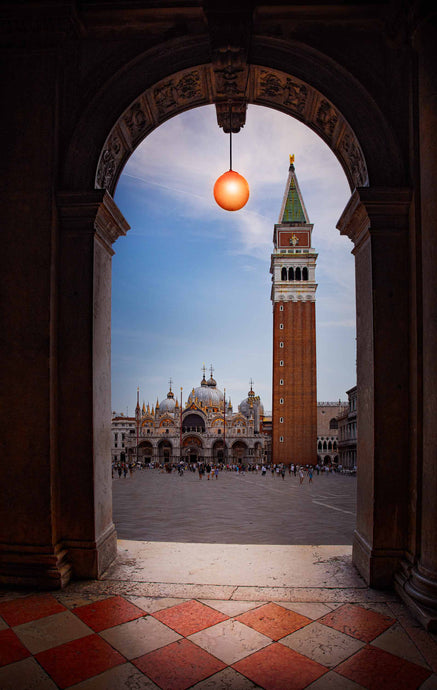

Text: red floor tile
xmin=133 ymin=638 xmax=226 ymax=690
xmin=151 ymin=600 xmax=228 ymax=637
xmin=0 ymin=594 xmax=65 ymax=627
xmin=233 ymin=642 xmax=328 ymax=690
xmin=35 ymin=633 xmax=125 ymax=688
xmin=236 ymin=603 xmax=311 ymax=640
xmin=336 ymin=645 xmax=432 ymax=689
xmin=319 ymin=604 xmax=395 ymax=642
xmin=72 ymin=595 xmax=145 ymax=632
xmin=0 ymin=628 xmax=31 ymax=666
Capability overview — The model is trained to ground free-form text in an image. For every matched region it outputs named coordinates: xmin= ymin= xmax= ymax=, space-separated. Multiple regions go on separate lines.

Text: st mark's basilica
xmin=117 ymin=368 xmax=268 ymax=466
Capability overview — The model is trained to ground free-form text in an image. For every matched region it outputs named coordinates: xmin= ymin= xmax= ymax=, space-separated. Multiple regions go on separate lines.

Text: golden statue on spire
xmin=289 ymin=154 xmax=295 ymax=165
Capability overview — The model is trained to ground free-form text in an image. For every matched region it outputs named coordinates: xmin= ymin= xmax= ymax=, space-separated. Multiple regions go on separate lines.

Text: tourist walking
xmin=299 ymin=467 xmax=305 ymax=484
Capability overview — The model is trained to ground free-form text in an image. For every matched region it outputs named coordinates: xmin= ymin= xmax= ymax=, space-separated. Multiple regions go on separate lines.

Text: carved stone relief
xmin=339 ymin=131 xmax=368 ymax=187
xmin=315 ymin=99 xmax=338 ymax=138
xmin=153 ymin=70 xmax=202 ymax=118
xmin=257 ymin=70 xmax=308 ymax=115
xmin=124 ymin=100 xmax=151 ymax=144
xmin=96 ymin=131 xmax=125 ymax=191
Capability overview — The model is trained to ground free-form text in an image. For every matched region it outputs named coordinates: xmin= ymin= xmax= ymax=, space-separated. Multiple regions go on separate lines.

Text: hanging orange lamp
xmin=213 ymin=106 xmax=249 ymax=211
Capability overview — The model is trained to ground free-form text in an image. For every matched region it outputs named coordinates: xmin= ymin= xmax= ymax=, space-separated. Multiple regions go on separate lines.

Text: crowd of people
xmin=112 ymin=460 xmax=352 ymax=482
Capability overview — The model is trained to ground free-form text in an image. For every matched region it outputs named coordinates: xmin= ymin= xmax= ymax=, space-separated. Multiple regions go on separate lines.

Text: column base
xmin=0 ymin=542 xmax=72 ymax=589
xmin=65 ymin=524 xmax=117 ymax=580
xmin=395 ymin=561 xmax=437 ymax=632
xmin=353 ymin=530 xmax=403 ymax=588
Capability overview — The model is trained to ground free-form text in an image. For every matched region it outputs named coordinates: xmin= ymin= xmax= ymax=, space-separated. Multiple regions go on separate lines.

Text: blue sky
xmin=112 ymin=104 xmax=355 ymax=415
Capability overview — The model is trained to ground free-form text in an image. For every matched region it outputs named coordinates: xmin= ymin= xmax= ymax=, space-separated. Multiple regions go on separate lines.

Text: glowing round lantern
xmin=213 ymin=169 xmax=249 ymax=211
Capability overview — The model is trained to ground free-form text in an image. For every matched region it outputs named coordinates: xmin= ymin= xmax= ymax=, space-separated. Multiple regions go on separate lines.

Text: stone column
xmin=337 ymin=187 xmax=411 ymax=587
xmin=0 ymin=40 xmax=71 ymax=588
xmin=395 ymin=15 xmax=437 ymax=631
xmin=57 ymin=191 xmax=129 ymax=579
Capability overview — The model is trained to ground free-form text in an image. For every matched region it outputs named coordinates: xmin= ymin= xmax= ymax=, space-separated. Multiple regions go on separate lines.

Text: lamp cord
xmin=229 ymin=102 xmax=233 ymax=171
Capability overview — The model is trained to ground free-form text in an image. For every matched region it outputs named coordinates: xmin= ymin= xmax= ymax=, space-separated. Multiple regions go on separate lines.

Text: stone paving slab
xmin=57 ymin=540 xmax=401 ymax=605
xmin=105 ymin=541 xmax=362 ymax=588
xmin=112 ymin=469 xmax=357 ymax=544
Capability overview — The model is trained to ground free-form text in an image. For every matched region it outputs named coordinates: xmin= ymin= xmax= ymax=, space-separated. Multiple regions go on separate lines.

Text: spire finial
xmin=169 ymin=377 xmax=173 ymax=392
xmin=210 ymin=364 xmax=214 ymax=378
xmin=289 ymin=153 xmax=295 ymax=166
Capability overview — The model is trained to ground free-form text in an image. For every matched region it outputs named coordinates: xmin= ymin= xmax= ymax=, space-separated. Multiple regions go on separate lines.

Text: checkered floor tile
xmin=0 ymin=592 xmax=434 ymax=688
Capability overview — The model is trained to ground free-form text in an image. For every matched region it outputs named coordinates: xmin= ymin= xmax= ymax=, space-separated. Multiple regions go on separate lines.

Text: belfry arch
xmin=2 ymin=3 xmax=437 ymax=630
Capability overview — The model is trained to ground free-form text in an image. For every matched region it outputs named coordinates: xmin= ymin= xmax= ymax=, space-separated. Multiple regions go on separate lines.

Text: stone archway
xmin=93 ymin=64 xmax=369 ymax=197
xmin=231 ymin=441 xmax=248 ymax=463
xmin=57 ymin=47 xmax=410 ymax=591
xmin=182 ymin=435 xmax=203 ymax=463
xmin=5 ymin=3 xmax=434 ymax=628
xmin=158 ymin=440 xmax=173 ymax=464
xmin=212 ymin=440 xmax=226 ymax=463
xmin=138 ymin=441 xmax=154 ymax=465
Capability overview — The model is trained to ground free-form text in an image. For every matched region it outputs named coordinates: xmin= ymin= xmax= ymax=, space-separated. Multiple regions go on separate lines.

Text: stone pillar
xmin=57 ymin=191 xmax=129 ymax=579
xmin=395 ymin=16 xmax=437 ymax=631
xmin=337 ymin=187 xmax=411 ymax=587
xmin=0 ymin=41 xmax=71 ymax=588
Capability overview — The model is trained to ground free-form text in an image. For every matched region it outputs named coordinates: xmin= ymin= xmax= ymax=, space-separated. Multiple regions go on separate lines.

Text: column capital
xmin=57 ymin=190 xmax=130 ymax=254
xmin=337 ymin=187 xmax=411 ymax=251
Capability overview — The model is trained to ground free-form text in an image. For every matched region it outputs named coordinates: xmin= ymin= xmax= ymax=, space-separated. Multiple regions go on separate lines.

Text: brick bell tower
xmin=271 ymin=156 xmax=317 ymax=466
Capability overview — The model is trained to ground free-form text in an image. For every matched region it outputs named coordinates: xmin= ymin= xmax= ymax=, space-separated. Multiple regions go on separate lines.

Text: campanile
xmin=271 ymin=156 xmax=317 ymax=465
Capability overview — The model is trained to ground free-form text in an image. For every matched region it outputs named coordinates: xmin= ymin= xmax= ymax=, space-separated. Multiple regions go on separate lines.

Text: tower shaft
xmin=270 ymin=160 xmax=317 ymax=465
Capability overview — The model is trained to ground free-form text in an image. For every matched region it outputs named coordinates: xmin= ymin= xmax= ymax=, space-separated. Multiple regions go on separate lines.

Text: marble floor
xmin=0 ymin=542 xmax=436 ymax=689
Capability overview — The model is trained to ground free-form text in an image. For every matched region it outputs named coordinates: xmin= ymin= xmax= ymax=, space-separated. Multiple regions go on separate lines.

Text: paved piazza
xmin=113 ymin=469 xmax=356 ymax=544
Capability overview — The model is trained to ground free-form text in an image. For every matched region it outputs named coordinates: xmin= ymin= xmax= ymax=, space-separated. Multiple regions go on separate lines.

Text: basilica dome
xmin=239 ymin=385 xmax=264 ymax=418
xmin=159 ymin=390 xmax=176 ymax=415
xmin=188 ymin=373 xmax=224 ymax=408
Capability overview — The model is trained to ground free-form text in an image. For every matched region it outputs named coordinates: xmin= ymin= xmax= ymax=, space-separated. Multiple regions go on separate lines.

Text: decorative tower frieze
xmin=270 ymin=156 xmax=318 ymax=465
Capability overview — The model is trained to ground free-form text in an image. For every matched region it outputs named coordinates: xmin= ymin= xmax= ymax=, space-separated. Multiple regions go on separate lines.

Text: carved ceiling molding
xmin=95 ymin=64 xmax=368 ymax=195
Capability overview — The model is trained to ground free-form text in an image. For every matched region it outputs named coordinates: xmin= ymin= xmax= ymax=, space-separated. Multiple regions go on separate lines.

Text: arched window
xmin=318 ymin=441 xmax=322 ymax=450
xmin=279 ymin=304 xmax=284 ymax=311
xmin=323 ymin=441 xmax=327 ymax=450
xmin=328 ymin=440 xmax=332 ymax=450
xmin=281 ymin=267 xmax=287 ymax=281
xmin=302 ymin=267 xmax=308 ymax=280
xmin=329 ymin=418 xmax=338 ymax=429
xmin=333 ymin=441 xmax=337 ymax=450
xmin=295 ymin=267 xmax=301 ymax=281
xmin=288 ymin=267 xmax=294 ymax=281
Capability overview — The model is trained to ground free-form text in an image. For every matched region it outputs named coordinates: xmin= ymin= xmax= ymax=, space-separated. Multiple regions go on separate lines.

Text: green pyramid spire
xmin=281 ymin=170 xmax=307 ymax=223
